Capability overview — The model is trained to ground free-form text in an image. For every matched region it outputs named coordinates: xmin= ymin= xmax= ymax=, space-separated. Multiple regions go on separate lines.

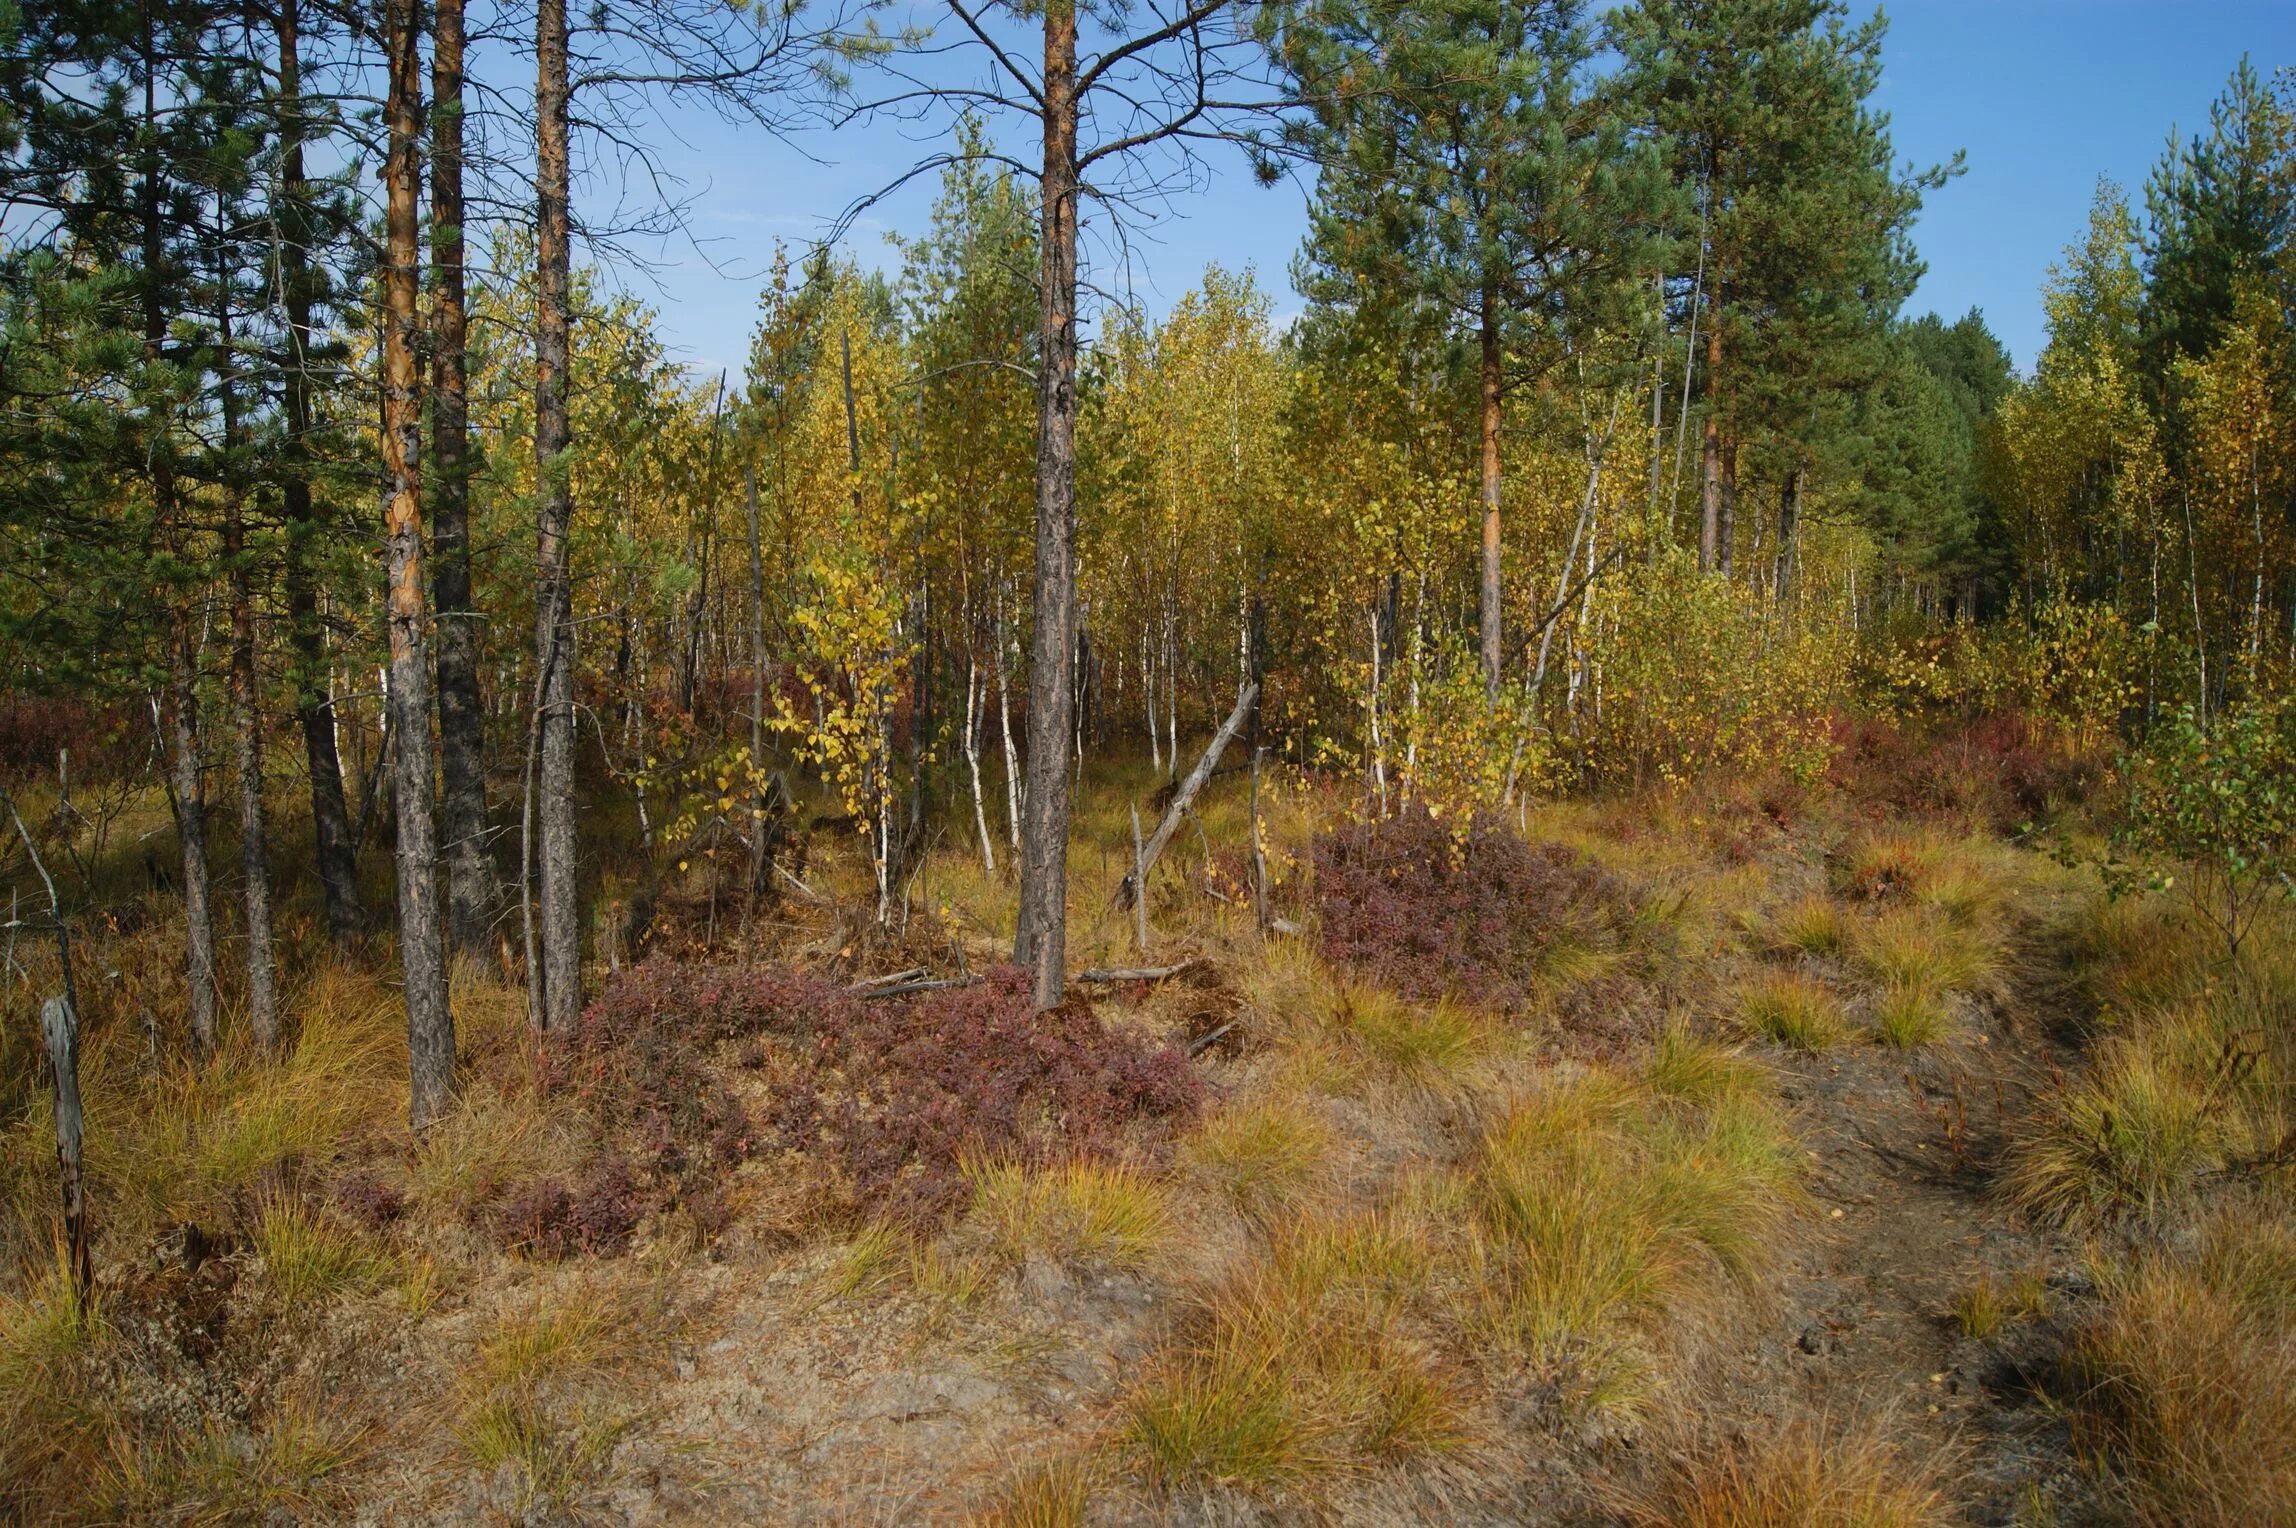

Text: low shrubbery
xmin=547 ymin=961 xmax=1201 ymax=1230
xmin=1314 ymin=805 xmax=1641 ymax=1016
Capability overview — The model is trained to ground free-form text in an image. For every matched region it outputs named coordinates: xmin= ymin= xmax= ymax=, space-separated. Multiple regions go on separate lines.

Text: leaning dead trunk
xmin=1111 ymin=680 xmax=1257 ymax=914
xmin=431 ymin=0 xmax=495 ymax=958
xmin=1699 ymin=319 xmax=1723 ymax=574
xmin=1012 ymin=0 xmax=1082 ymax=1011
xmin=533 ymin=0 xmax=581 ymax=1029
xmin=381 ymin=0 xmax=454 ymax=1128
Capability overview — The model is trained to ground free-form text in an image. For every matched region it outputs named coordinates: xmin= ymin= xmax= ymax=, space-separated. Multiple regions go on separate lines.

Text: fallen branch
xmin=1076 ymin=959 xmax=1203 ymax=984
xmin=1111 ymin=681 xmax=1258 ymax=913
xmin=1187 ymin=1021 xmax=1237 ymax=1057
xmin=854 ymin=974 xmax=982 ymax=1001
xmin=847 ymin=966 xmax=927 ymax=992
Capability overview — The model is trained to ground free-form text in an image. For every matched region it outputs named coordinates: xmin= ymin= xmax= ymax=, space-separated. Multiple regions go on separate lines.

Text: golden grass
xmin=1953 ymin=1270 xmax=2049 ymax=1339
xmin=0 ymin=966 xmax=403 ymax=1257
xmin=2006 ymin=1023 xmax=2256 ymax=1227
xmin=1241 ymin=939 xmax=1488 ymax=1089
xmin=967 ymin=1158 xmax=1173 ymax=1270
xmin=1645 ymin=1023 xmax=1766 ymax=1104
xmin=1625 ymin=1418 xmax=1948 ymax=1528
xmin=1734 ymin=970 xmax=1847 ymax=1052
xmin=1125 ymin=1209 xmax=1465 ymax=1491
xmin=1851 ymin=908 xmax=2001 ymax=996
xmin=453 ymin=1274 xmax=683 ymax=1513
xmin=1183 ymin=1096 xmax=1337 ymax=1221
xmin=1764 ymin=894 xmax=1848 ymax=956
xmin=251 ymin=1192 xmax=389 ymax=1310
xmin=2071 ymin=1210 xmax=2296 ymax=1527
xmin=1871 ymin=981 xmax=1955 ymax=1050
xmin=966 ymin=1457 xmax=1095 ymax=1528
xmin=1470 ymin=1076 xmax=1800 ymax=1405
xmin=95 ymin=1396 xmax=363 ymax=1524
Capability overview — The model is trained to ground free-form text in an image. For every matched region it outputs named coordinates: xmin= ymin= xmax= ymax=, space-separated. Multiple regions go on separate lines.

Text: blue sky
xmin=603 ymin=2 xmax=2294 ymax=380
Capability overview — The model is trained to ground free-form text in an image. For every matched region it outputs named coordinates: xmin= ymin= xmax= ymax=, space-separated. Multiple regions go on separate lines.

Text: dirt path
xmin=1700 ymin=912 xmax=2094 ymax=1526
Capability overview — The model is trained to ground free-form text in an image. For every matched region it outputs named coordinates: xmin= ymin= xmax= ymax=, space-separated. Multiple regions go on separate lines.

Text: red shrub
xmin=493 ymin=1155 xmax=642 ymax=1259
xmin=1829 ymin=708 xmax=2098 ymax=829
xmin=1314 ymin=806 xmax=1641 ymax=1014
xmin=552 ymin=961 xmax=1201 ymax=1229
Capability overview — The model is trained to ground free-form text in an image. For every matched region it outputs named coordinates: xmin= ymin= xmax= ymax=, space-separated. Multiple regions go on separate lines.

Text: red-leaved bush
xmin=1314 ymin=806 xmax=1640 ymax=1014
xmin=1830 ymin=709 xmax=2098 ymax=830
xmin=546 ymin=961 xmax=1201 ymax=1229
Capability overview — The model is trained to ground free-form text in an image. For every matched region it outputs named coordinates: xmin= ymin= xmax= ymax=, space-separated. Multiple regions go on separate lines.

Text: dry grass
xmin=1734 ymin=970 xmax=1847 ymax=1052
xmin=1625 ymin=1418 xmax=1949 ymax=1527
xmin=1851 ymin=908 xmax=2001 ymax=996
xmin=1762 ymin=894 xmax=1848 ymax=956
xmin=251 ymin=1191 xmax=389 ymax=1310
xmin=2070 ymin=1208 xmax=2296 ymax=1526
xmin=1871 ymin=981 xmax=1955 ymax=1049
xmin=967 ymin=1457 xmax=1096 ymax=1527
xmin=1125 ymin=1208 xmax=1465 ymax=1492
xmin=966 ymin=1158 xmax=1174 ymax=1270
xmin=1470 ymin=1074 xmax=1800 ymax=1415
xmin=452 ymin=1271 xmax=688 ymax=1513
xmin=1183 ymin=1096 xmax=1337 ymax=1222
xmin=1644 ymin=1022 xmax=1766 ymax=1105
xmin=2006 ymin=1012 xmax=2272 ymax=1226
xmin=1953 ymin=1270 xmax=2049 ymax=1338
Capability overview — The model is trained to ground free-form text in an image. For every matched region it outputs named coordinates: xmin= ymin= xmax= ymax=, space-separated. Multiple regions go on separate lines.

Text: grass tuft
xmin=1871 ymin=981 xmax=1955 ymax=1049
xmin=1626 ymin=1418 xmax=1948 ymax=1527
xmin=967 ymin=1158 xmax=1172 ymax=1270
xmin=1124 ymin=1210 xmax=1463 ymax=1491
xmin=252 ymin=1193 xmax=388 ymax=1310
xmin=1735 ymin=971 xmax=1847 ymax=1052
xmin=1184 ymin=1097 xmax=1335 ymax=1221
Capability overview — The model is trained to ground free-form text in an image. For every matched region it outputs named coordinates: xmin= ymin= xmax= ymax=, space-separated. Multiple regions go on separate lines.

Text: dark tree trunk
xmin=164 ymin=634 xmax=218 ymax=1055
xmin=1478 ymin=285 xmax=1504 ymax=704
xmin=431 ymin=0 xmax=493 ymax=958
xmin=276 ymin=0 xmax=362 ymax=946
xmin=1012 ymin=0 xmax=1080 ymax=1011
xmin=1718 ymin=433 xmax=1737 ymax=580
xmin=382 ymin=0 xmax=454 ymax=1128
xmin=1773 ymin=468 xmax=1802 ymax=603
xmin=1699 ymin=321 xmax=1723 ymax=574
xmin=143 ymin=6 xmax=216 ymax=1054
xmin=533 ymin=0 xmax=581 ymax=1029
xmin=217 ymin=269 xmax=277 ymax=1050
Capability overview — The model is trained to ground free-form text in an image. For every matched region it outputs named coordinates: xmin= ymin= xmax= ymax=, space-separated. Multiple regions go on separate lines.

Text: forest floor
xmin=2 ymin=741 xmax=2289 ymax=1525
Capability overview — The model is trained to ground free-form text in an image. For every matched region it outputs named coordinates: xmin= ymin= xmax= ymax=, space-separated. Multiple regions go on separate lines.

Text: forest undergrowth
xmin=1 ymin=705 xmax=2288 ymax=1526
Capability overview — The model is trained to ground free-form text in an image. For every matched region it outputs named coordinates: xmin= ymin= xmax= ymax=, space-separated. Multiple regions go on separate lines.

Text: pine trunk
xmin=431 ymin=0 xmax=493 ymax=957
xmin=533 ymin=0 xmax=581 ymax=1029
xmin=223 ymin=477 xmax=277 ymax=1050
xmin=1013 ymin=0 xmax=1081 ymax=1011
xmin=382 ymin=0 xmax=454 ymax=1128
xmin=165 ymin=632 xmax=218 ymax=1056
xmin=1699 ymin=322 xmax=1723 ymax=574
xmin=1478 ymin=285 xmax=1504 ymax=704
xmin=276 ymin=0 xmax=361 ymax=946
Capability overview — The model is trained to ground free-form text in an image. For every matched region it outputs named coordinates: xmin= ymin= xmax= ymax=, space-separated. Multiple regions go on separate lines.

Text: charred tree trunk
xmin=1012 ymin=0 xmax=1082 ymax=1011
xmin=1478 ymin=284 xmax=1504 ymax=705
xmin=382 ymin=0 xmax=454 ymax=1129
xmin=533 ymin=0 xmax=581 ymax=1029
xmin=431 ymin=0 xmax=494 ymax=958
xmin=276 ymin=0 xmax=361 ymax=946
